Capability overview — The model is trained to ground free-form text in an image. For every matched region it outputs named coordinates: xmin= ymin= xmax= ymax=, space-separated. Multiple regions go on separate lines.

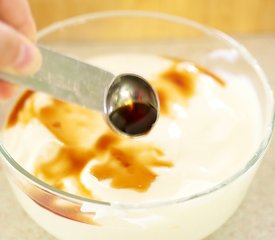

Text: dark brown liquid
xmin=5 ymin=58 xmax=225 ymax=205
xmin=109 ymin=102 xmax=158 ymax=135
xmin=6 ymin=92 xmax=172 ymax=193
xmin=4 ymin=56 xmax=227 ymax=223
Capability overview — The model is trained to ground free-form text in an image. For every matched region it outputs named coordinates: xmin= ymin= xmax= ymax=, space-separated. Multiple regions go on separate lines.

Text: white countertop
xmin=0 ymin=34 xmax=275 ymax=240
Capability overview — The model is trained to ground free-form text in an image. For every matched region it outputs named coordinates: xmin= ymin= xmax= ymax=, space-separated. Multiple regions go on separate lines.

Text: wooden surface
xmin=28 ymin=0 xmax=275 ymax=33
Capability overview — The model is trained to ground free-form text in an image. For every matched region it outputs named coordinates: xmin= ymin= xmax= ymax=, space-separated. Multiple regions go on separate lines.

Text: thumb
xmin=0 ymin=21 xmax=41 ymax=76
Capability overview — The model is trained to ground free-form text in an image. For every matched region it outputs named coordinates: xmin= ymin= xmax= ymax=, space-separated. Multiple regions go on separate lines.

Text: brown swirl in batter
xmin=6 ymin=59 xmax=225 ymax=198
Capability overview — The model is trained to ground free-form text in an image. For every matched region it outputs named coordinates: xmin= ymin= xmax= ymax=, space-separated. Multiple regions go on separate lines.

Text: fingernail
xmin=13 ymin=43 xmax=42 ymax=75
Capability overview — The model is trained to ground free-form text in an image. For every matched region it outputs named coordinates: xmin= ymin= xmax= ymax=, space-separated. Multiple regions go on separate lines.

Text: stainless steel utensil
xmin=0 ymin=45 xmax=159 ymax=136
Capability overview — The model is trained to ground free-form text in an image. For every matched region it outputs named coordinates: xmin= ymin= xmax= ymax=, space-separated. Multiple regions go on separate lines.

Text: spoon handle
xmin=0 ymin=45 xmax=114 ymax=111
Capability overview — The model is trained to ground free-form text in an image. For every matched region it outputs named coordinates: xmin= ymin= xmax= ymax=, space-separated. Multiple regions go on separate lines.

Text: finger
xmin=0 ymin=0 xmax=36 ymax=41
xmin=0 ymin=21 xmax=41 ymax=75
xmin=0 ymin=80 xmax=16 ymax=99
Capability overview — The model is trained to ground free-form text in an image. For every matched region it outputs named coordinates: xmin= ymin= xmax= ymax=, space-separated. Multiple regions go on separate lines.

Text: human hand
xmin=0 ymin=0 xmax=41 ymax=99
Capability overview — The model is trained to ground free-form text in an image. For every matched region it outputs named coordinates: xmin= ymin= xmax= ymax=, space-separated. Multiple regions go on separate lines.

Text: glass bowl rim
xmin=1 ymin=10 xmax=274 ymax=210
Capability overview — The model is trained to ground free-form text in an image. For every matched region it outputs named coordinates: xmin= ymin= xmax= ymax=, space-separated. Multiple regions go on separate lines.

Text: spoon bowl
xmin=104 ymin=73 xmax=159 ymax=136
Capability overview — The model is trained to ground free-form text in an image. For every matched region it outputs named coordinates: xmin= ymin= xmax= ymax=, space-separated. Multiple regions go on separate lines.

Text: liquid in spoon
xmin=109 ymin=102 xmax=158 ymax=136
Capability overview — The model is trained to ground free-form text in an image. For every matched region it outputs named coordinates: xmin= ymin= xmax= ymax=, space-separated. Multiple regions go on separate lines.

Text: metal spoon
xmin=0 ymin=45 xmax=159 ymax=136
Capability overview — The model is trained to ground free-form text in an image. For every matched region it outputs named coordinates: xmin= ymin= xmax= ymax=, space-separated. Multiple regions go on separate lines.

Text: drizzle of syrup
xmin=160 ymin=66 xmax=195 ymax=98
xmin=7 ymin=90 xmax=34 ymax=127
xmin=6 ymin=92 xmax=172 ymax=195
xmin=4 ymin=57 xmax=228 ymax=225
xmin=196 ymin=64 xmax=225 ymax=87
xmin=6 ymin=58 xmax=225 ymax=200
xmin=91 ymin=143 xmax=172 ymax=192
xmin=152 ymin=60 xmax=225 ymax=114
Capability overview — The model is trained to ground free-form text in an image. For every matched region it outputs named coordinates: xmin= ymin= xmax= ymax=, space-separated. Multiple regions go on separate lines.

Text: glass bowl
xmin=0 ymin=11 xmax=274 ymax=240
